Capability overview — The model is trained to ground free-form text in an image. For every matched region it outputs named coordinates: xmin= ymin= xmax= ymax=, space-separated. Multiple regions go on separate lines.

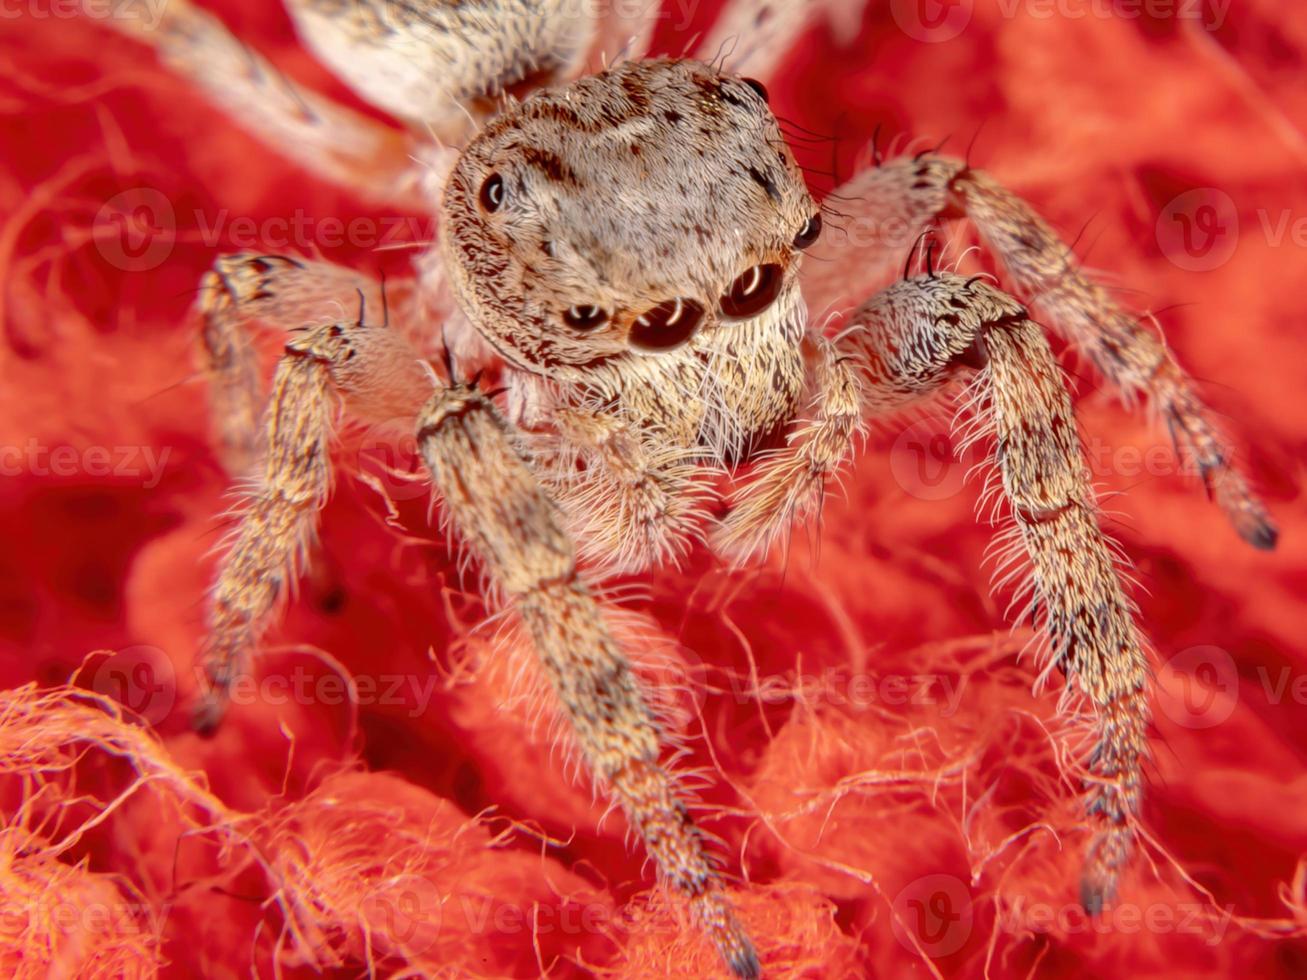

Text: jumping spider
xmin=99 ymin=1 xmax=1276 ymax=975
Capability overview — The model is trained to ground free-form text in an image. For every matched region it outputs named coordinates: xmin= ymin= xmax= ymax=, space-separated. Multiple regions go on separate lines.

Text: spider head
xmin=440 ymin=58 xmax=821 ymax=379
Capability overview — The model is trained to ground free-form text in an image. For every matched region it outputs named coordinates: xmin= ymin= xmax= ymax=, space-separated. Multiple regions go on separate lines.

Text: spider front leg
xmin=714 ymin=337 xmax=865 ymax=562
xmin=723 ymin=270 xmax=1147 ymax=908
xmin=955 ymin=168 xmax=1278 ymax=549
xmin=416 ymin=387 xmax=759 ymax=979
xmin=197 ymin=254 xmax=412 ymax=474
xmin=807 ymin=153 xmax=1277 ymax=548
xmin=844 ymin=272 xmax=1149 ymax=911
xmin=285 ymin=0 xmax=599 ymax=140
xmin=581 ymin=0 xmax=661 ymax=71
xmin=196 ymin=311 xmax=431 ymax=732
xmin=699 ymin=0 xmax=867 ymax=82
xmin=91 ymin=0 xmax=426 ymax=205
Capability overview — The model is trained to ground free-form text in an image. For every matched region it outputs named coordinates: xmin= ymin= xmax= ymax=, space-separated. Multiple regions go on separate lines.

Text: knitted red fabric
xmin=0 ymin=2 xmax=1304 ymax=976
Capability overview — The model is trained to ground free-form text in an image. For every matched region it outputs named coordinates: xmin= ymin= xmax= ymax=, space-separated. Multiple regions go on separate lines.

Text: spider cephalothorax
xmin=443 ymin=58 xmax=822 ymax=456
xmin=96 ymin=2 xmax=1276 ymax=977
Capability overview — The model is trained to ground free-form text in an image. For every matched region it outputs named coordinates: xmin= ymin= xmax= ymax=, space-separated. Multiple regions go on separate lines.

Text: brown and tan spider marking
xmin=98 ymin=1 xmax=1276 ymax=975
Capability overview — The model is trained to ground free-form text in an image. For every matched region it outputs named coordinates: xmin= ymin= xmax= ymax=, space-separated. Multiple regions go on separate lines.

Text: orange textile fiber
xmin=1 ymin=1 xmax=1305 ymax=977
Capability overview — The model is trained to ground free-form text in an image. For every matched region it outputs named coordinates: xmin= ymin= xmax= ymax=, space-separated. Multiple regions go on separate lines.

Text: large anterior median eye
xmin=719 ymin=263 xmax=783 ymax=319
xmin=629 ymin=297 xmax=704 ymax=351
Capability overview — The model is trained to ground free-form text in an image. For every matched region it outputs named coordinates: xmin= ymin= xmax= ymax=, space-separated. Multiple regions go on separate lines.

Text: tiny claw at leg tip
xmin=1243 ymin=519 xmax=1279 ymax=551
xmin=1079 ymin=876 xmax=1111 ymax=917
xmin=729 ymin=947 xmax=761 ymax=979
xmin=191 ymin=698 xmax=226 ymax=738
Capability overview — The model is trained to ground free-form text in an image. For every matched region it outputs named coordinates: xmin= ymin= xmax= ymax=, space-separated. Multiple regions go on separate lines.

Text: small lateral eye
xmin=720 ymin=263 xmax=783 ymax=319
xmin=479 ymin=172 xmax=504 ymax=212
xmin=563 ymin=304 xmax=608 ymax=331
xmin=743 ymin=77 xmax=768 ymax=103
xmin=630 ymin=297 xmax=705 ymax=351
xmin=793 ymin=213 xmax=823 ymax=250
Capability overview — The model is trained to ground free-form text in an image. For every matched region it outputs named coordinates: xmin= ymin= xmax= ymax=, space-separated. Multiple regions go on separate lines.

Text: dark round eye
xmin=719 ymin=263 xmax=783 ymax=319
xmin=629 ymin=297 xmax=704 ymax=351
xmin=743 ymin=77 xmax=768 ymax=103
xmin=562 ymin=304 xmax=608 ymax=331
xmin=479 ymin=172 xmax=504 ymax=212
xmin=793 ymin=213 xmax=822 ymax=250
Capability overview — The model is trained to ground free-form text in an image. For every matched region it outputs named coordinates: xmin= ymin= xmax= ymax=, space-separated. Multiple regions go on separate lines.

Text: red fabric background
xmin=1 ymin=1 xmax=1305 ymax=976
